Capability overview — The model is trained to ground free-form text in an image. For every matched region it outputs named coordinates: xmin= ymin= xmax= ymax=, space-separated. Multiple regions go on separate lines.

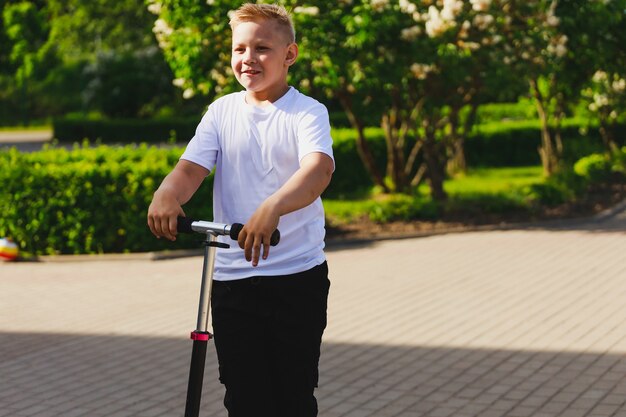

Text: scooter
xmin=176 ymin=216 xmax=280 ymax=417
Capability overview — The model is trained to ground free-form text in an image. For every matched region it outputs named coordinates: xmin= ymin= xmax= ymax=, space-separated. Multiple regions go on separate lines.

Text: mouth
xmin=242 ymin=69 xmax=260 ymax=76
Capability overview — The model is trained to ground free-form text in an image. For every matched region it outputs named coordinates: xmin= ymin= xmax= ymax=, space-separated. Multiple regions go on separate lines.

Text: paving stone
xmin=0 ymin=207 xmax=625 ymax=416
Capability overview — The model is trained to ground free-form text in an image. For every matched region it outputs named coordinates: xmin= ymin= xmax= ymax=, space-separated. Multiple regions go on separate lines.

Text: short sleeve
xmin=180 ymin=105 xmax=219 ymax=172
xmin=296 ymin=103 xmax=335 ymax=170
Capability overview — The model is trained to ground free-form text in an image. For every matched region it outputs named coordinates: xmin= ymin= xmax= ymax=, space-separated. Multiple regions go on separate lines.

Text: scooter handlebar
xmin=177 ymin=216 xmax=280 ymax=246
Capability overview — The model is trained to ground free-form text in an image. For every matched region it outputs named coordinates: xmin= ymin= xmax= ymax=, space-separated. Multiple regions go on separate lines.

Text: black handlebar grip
xmin=230 ymin=223 xmax=280 ymax=246
xmin=177 ymin=216 xmax=195 ymax=234
xmin=270 ymin=229 xmax=281 ymax=246
xmin=229 ymin=223 xmax=243 ymax=241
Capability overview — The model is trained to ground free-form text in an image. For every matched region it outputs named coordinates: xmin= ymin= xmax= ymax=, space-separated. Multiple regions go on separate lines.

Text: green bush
xmin=466 ymin=119 xmax=626 ymax=167
xmin=475 ymin=101 xmax=537 ymax=123
xmin=445 ymin=192 xmax=530 ymax=216
xmin=53 ymin=116 xmax=625 ymax=176
xmin=52 ymin=117 xmax=200 ymax=143
xmin=524 ymin=148 xmax=626 ymax=207
xmin=574 ymin=153 xmax=613 ymax=183
xmin=368 ymin=194 xmax=439 ymax=223
xmin=524 ymin=180 xmax=575 ymax=206
xmin=0 ymin=144 xmax=213 ymax=255
xmin=326 ymin=127 xmax=386 ymax=198
xmin=608 ymin=146 xmax=626 ymax=173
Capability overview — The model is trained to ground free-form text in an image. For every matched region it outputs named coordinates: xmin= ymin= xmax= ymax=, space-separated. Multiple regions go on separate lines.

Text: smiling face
xmin=231 ymin=19 xmax=298 ymax=105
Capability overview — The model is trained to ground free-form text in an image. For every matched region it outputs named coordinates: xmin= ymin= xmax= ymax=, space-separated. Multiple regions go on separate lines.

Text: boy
xmin=147 ymin=3 xmax=334 ymax=417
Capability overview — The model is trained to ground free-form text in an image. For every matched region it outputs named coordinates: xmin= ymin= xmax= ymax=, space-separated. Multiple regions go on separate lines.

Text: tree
xmin=496 ymin=0 xmax=623 ymax=175
xmin=0 ymin=0 xmax=176 ymax=122
xmin=578 ymin=0 xmax=626 ymax=153
xmin=293 ymin=0 xmax=516 ymax=199
xmin=148 ymin=0 xmax=619 ymax=200
xmin=147 ymin=0 xmax=242 ymax=103
xmin=45 ymin=0 xmax=157 ymax=59
xmin=1 ymin=0 xmax=56 ymax=124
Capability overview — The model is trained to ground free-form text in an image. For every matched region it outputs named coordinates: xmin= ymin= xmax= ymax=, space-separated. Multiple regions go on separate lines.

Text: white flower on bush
xmin=153 ymin=18 xmax=173 ymax=37
xmin=371 ymin=0 xmax=389 ymax=11
xmin=172 ymin=78 xmax=185 ymax=87
xmin=425 ymin=6 xmax=455 ymax=37
xmin=401 ymin=25 xmax=422 ymax=41
xmin=592 ymin=71 xmax=608 ymax=83
xmin=441 ymin=0 xmax=463 ymax=20
xmin=473 ymin=13 xmax=494 ymax=31
xmin=547 ymin=43 xmax=567 ymax=57
xmin=183 ymin=88 xmax=195 ymax=99
xmin=459 ymin=41 xmax=481 ymax=51
xmin=410 ymin=63 xmax=436 ymax=79
xmin=400 ymin=0 xmax=418 ymax=14
xmin=206 ymin=0 xmax=215 ymax=4
xmin=470 ymin=0 xmax=491 ymax=12
xmin=547 ymin=35 xmax=567 ymax=57
xmin=147 ymin=1 xmax=162 ymax=15
xmin=458 ymin=20 xmax=471 ymax=38
xmin=294 ymin=6 xmax=319 ymax=16
xmin=210 ymin=69 xmax=228 ymax=86
xmin=594 ymin=93 xmax=609 ymax=108
xmin=546 ymin=14 xmax=560 ymax=27
xmin=612 ymin=78 xmax=626 ymax=93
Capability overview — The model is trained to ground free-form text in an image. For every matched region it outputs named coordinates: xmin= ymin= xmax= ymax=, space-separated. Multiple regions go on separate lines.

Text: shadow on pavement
xmin=2 ymin=332 xmax=626 ymax=417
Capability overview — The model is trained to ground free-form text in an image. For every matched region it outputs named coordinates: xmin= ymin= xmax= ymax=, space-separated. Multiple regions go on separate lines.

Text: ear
xmin=285 ymin=43 xmax=298 ymax=67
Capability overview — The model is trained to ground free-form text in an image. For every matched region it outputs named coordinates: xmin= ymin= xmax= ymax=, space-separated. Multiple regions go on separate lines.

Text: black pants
xmin=211 ymin=262 xmax=330 ymax=417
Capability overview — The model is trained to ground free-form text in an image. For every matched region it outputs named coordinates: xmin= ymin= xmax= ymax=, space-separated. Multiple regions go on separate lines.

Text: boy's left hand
xmin=238 ymin=199 xmax=280 ymax=267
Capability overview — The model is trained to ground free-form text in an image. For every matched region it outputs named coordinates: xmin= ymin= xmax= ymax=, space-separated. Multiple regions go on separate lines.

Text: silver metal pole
xmin=196 ymin=233 xmax=217 ymax=333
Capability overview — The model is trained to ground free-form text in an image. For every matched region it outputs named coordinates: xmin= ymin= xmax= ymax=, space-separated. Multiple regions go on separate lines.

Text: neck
xmin=246 ymin=84 xmax=290 ymax=106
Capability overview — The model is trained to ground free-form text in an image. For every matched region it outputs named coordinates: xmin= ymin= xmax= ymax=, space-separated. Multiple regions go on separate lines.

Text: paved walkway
xmin=1 ymin=209 xmax=625 ymax=417
xmin=0 ymin=130 xmax=52 ymax=152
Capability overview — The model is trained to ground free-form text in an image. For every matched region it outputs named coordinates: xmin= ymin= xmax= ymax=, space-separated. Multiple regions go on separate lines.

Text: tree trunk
xmin=382 ymin=112 xmax=408 ymax=192
xmin=446 ymin=106 xmax=466 ymax=176
xmin=530 ymin=78 xmax=558 ymax=176
xmin=338 ymin=93 xmax=388 ymax=192
xmin=423 ymin=130 xmax=448 ymax=202
xmin=599 ymin=120 xmax=619 ymax=154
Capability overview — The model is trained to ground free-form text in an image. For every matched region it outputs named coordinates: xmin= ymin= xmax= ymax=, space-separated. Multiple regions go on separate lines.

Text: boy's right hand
xmin=146 ymin=160 xmax=210 ymax=241
xmin=147 ymin=190 xmax=186 ymax=241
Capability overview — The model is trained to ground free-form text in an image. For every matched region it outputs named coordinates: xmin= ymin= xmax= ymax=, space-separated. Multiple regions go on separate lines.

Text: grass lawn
xmin=324 ymin=166 xmax=545 ymax=224
xmin=442 ymin=166 xmax=543 ymax=196
xmin=0 ymin=126 xmax=52 ymax=132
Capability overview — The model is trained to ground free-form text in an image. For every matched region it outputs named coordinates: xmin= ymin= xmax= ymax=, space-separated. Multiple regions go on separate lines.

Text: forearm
xmin=238 ymin=152 xmax=333 ymax=266
xmin=148 ymin=160 xmax=210 ymax=240
xmin=154 ymin=165 xmax=204 ymax=206
xmin=265 ymin=152 xmax=334 ymax=216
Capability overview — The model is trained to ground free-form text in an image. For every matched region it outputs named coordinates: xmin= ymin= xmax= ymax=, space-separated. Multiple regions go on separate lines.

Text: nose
xmin=243 ymin=48 xmax=256 ymax=64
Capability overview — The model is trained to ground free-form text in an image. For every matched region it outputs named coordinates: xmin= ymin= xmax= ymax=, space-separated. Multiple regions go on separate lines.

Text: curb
xmin=16 ymin=249 xmax=203 ymax=263
xmin=592 ymin=198 xmax=626 ymax=222
xmin=9 ymin=198 xmax=625 ymax=263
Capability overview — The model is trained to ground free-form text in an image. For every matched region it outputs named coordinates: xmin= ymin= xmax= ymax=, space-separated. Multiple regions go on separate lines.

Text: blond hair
xmin=229 ymin=3 xmax=296 ymax=43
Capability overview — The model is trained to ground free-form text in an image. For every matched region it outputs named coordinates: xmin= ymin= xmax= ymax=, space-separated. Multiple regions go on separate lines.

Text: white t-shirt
xmin=181 ymin=87 xmax=334 ymax=281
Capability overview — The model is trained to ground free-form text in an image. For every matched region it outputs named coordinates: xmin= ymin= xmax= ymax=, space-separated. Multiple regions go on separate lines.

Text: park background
xmin=0 ymin=0 xmax=624 ymax=256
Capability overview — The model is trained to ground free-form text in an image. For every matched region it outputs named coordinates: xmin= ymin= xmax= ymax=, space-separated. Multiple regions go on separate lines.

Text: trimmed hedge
xmin=466 ymin=119 xmax=626 ymax=167
xmin=0 ymin=144 xmax=213 ymax=255
xmin=2 ymin=143 xmax=624 ymax=256
xmin=52 ymin=117 xmax=200 ymax=143
xmin=329 ymin=120 xmax=625 ymax=196
xmin=54 ymin=116 xmax=625 ymax=167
